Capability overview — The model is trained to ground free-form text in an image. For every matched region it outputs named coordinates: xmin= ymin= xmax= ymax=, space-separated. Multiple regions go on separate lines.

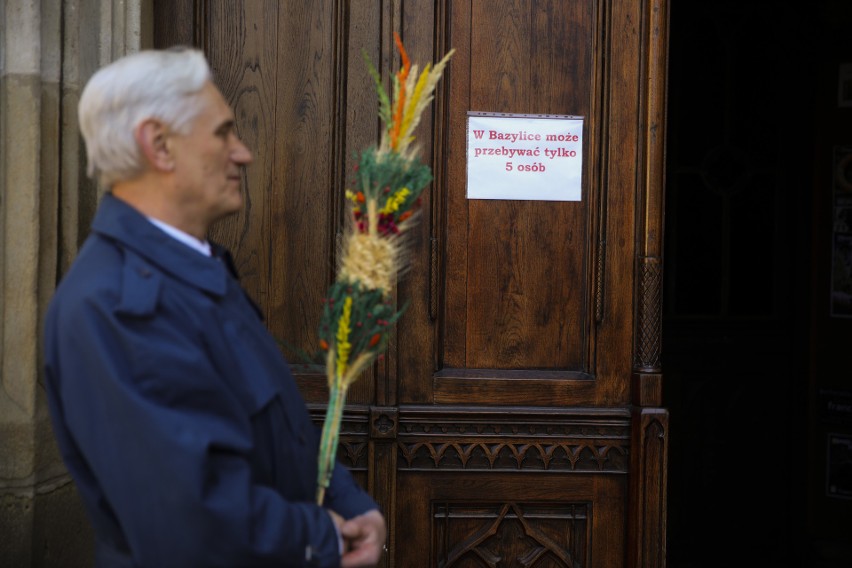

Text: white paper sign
xmin=466 ymin=112 xmax=583 ymax=201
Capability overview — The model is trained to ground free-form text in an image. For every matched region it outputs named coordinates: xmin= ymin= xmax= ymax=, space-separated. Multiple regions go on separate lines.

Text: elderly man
xmin=43 ymin=47 xmax=385 ymax=567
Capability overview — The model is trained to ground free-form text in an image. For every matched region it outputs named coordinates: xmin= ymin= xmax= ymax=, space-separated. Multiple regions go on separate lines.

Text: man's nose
xmin=231 ymin=137 xmax=253 ymax=164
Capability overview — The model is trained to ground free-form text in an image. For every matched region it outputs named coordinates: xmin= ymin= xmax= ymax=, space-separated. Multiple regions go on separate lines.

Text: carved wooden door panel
xmin=154 ymin=1 xmax=668 ymax=567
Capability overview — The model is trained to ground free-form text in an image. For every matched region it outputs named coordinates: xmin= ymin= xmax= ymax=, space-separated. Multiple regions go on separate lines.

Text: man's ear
xmin=135 ymin=119 xmax=174 ymax=172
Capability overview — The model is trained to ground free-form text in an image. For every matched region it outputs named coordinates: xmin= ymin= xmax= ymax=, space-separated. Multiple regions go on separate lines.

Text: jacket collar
xmin=91 ymin=193 xmax=229 ymax=297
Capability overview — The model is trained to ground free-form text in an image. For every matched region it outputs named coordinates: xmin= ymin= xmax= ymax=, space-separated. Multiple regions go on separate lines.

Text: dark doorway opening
xmin=662 ymin=3 xmax=839 ymax=566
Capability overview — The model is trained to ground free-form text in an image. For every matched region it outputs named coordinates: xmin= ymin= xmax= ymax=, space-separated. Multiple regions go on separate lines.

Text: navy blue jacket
xmin=43 ymin=193 xmax=377 ymax=567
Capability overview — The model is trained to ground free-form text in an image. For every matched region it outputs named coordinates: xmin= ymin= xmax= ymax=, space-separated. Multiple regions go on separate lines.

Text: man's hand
xmin=339 ymin=509 xmax=387 ymax=567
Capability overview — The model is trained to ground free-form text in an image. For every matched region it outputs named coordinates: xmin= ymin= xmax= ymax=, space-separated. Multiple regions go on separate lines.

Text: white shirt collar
xmin=146 ymin=217 xmax=212 ymax=257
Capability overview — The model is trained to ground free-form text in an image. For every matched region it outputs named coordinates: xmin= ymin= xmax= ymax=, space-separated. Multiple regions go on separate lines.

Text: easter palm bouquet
xmin=315 ymin=34 xmax=454 ymax=504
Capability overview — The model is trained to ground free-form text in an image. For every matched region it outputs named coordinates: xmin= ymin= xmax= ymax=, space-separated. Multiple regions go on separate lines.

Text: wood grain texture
xmin=152 ymin=0 xmax=196 ymax=47
xmin=593 ymin=0 xmax=640 ymax=406
xmin=205 ymin=1 xmax=279 ymax=320
xmin=444 ymin=0 xmax=595 ymax=372
xmin=268 ymin=1 xmax=335 ymax=359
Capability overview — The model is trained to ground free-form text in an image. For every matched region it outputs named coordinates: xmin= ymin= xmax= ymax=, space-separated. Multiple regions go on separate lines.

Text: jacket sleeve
xmin=45 ymin=284 xmax=345 ymax=568
xmin=321 ymin=448 xmax=380 ymax=520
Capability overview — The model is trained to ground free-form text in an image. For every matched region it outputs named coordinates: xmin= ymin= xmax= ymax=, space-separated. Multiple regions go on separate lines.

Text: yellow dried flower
xmin=335 ymin=296 xmax=353 ymax=378
xmin=380 ymin=187 xmax=411 ymax=215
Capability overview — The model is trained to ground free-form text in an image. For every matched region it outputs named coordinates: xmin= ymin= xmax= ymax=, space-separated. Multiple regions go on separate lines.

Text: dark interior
xmin=663 ymin=2 xmax=852 ymax=566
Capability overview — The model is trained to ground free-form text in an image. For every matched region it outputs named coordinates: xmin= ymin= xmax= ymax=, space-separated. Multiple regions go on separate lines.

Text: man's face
xmin=169 ymin=81 xmax=253 ymax=224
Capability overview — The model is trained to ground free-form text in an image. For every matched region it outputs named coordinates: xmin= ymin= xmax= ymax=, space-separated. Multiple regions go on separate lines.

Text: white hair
xmin=78 ymin=47 xmax=212 ymax=187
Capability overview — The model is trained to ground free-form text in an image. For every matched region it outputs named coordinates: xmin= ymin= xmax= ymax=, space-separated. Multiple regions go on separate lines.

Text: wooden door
xmin=154 ymin=2 xmax=668 ymax=566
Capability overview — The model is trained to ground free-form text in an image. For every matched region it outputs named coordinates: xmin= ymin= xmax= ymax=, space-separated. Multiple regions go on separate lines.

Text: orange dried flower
xmin=390 ymin=32 xmax=411 ymax=151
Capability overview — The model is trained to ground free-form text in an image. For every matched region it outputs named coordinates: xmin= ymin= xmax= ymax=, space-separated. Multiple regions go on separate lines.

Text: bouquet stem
xmin=316 ymin=382 xmax=347 ymax=505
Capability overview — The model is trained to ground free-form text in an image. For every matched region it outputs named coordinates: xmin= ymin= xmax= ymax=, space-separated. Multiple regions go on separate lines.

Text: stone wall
xmin=0 ymin=1 xmax=150 ymax=565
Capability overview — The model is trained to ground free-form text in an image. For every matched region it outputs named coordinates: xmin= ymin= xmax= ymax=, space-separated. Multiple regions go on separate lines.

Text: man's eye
xmin=216 ymin=124 xmax=235 ymax=138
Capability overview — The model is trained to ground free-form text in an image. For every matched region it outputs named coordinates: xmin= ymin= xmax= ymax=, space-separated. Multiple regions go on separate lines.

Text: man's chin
xmin=225 ymin=198 xmax=243 ymax=216
xmin=214 ymin=194 xmax=244 ymax=221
